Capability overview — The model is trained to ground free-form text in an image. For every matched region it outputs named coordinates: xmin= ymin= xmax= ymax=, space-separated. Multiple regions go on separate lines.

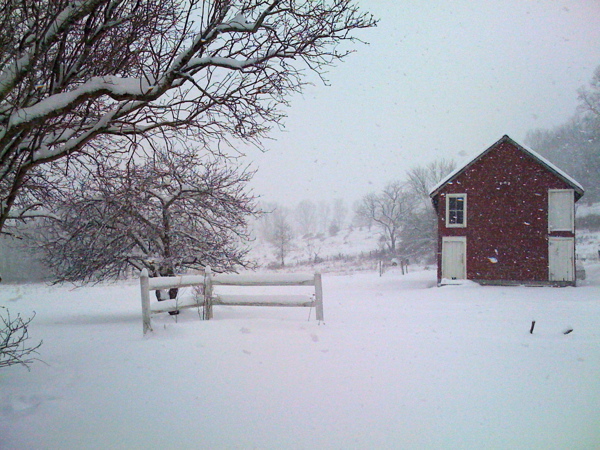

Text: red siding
xmin=435 ymin=140 xmax=575 ymax=283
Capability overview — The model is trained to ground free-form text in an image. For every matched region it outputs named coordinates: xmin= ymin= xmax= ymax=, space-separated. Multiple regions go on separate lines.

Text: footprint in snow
xmin=7 ymin=290 xmax=22 ymax=302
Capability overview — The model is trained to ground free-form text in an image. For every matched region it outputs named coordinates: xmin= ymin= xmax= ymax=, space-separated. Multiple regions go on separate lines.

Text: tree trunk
xmin=152 ymin=266 xmax=178 ymax=301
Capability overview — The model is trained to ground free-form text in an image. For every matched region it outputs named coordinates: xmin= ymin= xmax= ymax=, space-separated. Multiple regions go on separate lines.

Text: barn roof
xmin=429 ymin=135 xmax=584 ymax=200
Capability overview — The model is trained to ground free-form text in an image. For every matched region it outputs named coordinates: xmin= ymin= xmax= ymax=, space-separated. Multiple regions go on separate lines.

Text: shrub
xmin=0 ymin=307 xmax=42 ymax=370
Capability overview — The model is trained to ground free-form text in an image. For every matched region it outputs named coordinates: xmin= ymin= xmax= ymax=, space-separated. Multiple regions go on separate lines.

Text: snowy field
xmin=2 ymin=266 xmax=600 ymax=449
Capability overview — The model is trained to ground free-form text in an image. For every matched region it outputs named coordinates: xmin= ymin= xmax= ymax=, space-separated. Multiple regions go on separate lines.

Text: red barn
xmin=429 ymin=135 xmax=584 ymax=286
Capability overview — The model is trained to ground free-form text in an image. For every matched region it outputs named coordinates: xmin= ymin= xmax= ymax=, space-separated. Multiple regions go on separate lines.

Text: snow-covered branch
xmin=0 ymin=0 xmax=377 ymax=231
xmin=5 ymin=207 xmax=60 ymax=222
xmin=9 ymin=76 xmax=154 ymax=129
xmin=0 ymin=0 xmax=107 ymax=100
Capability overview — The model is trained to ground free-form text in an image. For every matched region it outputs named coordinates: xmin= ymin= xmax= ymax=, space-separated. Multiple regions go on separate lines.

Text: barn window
xmin=446 ymin=193 xmax=467 ymax=227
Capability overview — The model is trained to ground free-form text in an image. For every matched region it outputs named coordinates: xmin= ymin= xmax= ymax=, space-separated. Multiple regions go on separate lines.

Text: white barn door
xmin=548 ymin=237 xmax=574 ymax=282
xmin=548 ymin=189 xmax=574 ymax=232
xmin=442 ymin=237 xmax=466 ymax=280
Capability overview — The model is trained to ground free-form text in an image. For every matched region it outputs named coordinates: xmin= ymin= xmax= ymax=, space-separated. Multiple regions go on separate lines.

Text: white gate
xmin=442 ymin=237 xmax=467 ymax=280
xmin=549 ymin=237 xmax=574 ymax=282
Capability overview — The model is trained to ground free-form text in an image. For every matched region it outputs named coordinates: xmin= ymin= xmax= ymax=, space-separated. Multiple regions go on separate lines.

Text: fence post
xmin=314 ymin=272 xmax=324 ymax=321
xmin=203 ymin=266 xmax=213 ymax=320
xmin=140 ymin=268 xmax=152 ymax=334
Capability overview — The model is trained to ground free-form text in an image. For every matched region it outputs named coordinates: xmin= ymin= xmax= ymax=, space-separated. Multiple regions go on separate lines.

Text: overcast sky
xmin=242 ymin=0 xmax=600 ymax=207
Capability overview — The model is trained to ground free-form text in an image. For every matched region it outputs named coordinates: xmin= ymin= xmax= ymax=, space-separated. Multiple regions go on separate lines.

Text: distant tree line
xmin=256 ymin=160 xmax=456 ymax=267
xmin=525 ymin=64 xmax=600 ymax=203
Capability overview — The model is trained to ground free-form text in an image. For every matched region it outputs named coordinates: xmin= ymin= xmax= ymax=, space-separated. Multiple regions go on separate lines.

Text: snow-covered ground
xmin=2 ymin=266 xmax=600 ymax=449
xmin=577 ymin=228 xmax=600 ymax=262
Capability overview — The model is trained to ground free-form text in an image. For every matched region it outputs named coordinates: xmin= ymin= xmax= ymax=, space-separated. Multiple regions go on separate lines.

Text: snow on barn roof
xmin=429 ymin=135 xmax=585 ymax=199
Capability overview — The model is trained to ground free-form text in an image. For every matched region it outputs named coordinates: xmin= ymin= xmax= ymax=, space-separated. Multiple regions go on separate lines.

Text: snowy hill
xmin=249 ymin=225 xmax=403 ymax=273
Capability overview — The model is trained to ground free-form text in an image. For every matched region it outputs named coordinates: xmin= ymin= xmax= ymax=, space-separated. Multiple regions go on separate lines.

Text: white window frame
xmin=446 ymin=193 xmax=467 ymax=228
xmin=548 ymin=189 xmax=574 ymax=232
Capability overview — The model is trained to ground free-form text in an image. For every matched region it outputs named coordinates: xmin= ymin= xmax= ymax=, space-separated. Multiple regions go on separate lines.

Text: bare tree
xmin=330 ymin=197 xmax=347 ymax=234
xmin=295 ymin=199 xmax=317 ymax=236
xmin=402 ymin=160 xmax=455 ymax=262
xmin=256 ymin=201 xmax=276 ymax=240
xmin=406 ymin=159 xmax=456 ymax=202
xmin=0 ymin=0 xmax=377 ymax=233
xmin=578 ymin=64 xmax=600 ymax=118
xmin=0 ymin=306 xmax=42 ymax=370
xmin=355 ymin=181 xmax=416 ymax=253
xmin=264 ymin=206 xmax=294 ymax=267
xmin=303 ymin=233 xmax=323 ymax=264
xmin=31 ymin=147 xmax=258 ymax=285
xmin=399 ymin=206 xmax=438 ymax=263
xmin=317 ymin=200 xmax=331 ymax=234
xmin=352 ymin=198 xmax=372 ymax=229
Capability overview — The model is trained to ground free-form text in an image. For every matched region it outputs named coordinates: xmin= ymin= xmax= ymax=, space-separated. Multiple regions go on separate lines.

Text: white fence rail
xmin=140 ymin=267 xmax=324 ymax=334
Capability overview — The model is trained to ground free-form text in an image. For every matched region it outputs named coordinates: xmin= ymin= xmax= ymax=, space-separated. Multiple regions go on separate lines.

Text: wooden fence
xmin=140 ymin=267 xmax=324 ymax=335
